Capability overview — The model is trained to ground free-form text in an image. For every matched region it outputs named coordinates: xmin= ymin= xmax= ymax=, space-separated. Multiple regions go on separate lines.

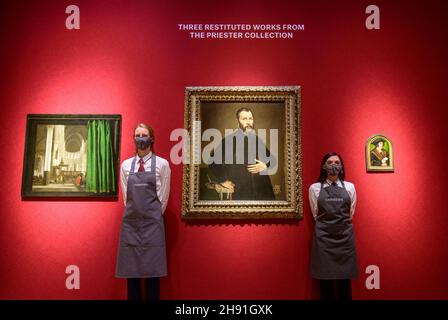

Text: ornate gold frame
xmin=182 ymin=86 xmax=302 ymax=219
xmin=366 ymin=134 xmax=394 ymax=172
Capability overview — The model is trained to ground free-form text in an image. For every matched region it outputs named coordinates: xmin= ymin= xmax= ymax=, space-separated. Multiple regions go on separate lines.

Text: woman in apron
xmin=309 ymin=152 xmax=358 ymax=300
xmin=116 ymin=123 xmax=171 ymax=300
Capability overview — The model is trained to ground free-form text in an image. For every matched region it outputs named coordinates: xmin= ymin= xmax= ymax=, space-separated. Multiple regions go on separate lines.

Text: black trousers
xmin=319 ymin=279 xmax=352 ymax=300
xmin=127 ymin=277 xmax=160 ymax=300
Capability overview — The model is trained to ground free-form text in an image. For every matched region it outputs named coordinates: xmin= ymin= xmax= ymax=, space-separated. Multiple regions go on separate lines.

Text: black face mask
xmin=324 ymin=163 xmax=342 ymax=176
xmin=134 ymin=136 xmax=152 ymax=150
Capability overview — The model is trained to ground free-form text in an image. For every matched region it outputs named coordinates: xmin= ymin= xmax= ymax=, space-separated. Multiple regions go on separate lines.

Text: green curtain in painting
xmin=86 ymin=120 xmax=115 ymax=193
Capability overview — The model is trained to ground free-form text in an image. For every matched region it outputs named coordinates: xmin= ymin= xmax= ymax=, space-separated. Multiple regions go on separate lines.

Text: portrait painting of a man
xmin=202 ymin=105 xmax=281 ymax=201
xmin=366 ymin=134 xmax=394 ymax=172
xmin=182 ymin=86 xmax=302 ymax=219
xmin=370 ymin=137 xmax=389 ymax=167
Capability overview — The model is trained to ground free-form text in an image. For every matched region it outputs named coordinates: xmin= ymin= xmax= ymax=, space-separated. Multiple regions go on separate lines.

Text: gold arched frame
xmin=366 ymin=134 xmax=394 ymax=172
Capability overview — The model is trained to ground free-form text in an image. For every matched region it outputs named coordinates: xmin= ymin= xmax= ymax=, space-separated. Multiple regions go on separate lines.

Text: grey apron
xmin=115 ymin=154 xmax=167 ymax=278
xmin=310 ymin=181 xmax=358 ymax=279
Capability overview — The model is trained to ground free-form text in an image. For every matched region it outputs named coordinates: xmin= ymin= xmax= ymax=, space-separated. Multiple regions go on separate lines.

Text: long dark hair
xmin=317 ymin=152 xmax=346 ymax=183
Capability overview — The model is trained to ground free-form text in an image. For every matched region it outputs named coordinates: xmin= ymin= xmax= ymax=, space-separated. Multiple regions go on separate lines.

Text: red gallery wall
xmin=0 ymin=0 xmax=447 ymax=299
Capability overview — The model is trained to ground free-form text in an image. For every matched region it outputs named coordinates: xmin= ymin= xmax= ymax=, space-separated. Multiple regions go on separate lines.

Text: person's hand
xmin=381 ymin=157 xmax=388 ymax=166
xmin=219 ymin=180 xmax=235 ymax=193
xmin=247 ymin=159 xmax=267 ymax=174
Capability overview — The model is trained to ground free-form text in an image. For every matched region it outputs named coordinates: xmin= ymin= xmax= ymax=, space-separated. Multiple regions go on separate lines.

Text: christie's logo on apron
xmin=325 ymin=197 xmax=344 ymax=202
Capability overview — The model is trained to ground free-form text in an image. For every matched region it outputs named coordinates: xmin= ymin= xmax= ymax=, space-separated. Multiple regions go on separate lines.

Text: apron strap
xmin=150 ymin=153 xmax=156 ymax=173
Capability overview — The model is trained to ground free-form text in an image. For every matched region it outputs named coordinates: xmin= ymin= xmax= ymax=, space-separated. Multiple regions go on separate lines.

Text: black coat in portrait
xmin=209 ymin=129 xmax=276 ymax=200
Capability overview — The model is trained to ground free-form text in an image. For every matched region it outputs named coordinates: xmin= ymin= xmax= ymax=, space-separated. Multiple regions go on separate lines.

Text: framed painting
xmin=21 ymin=114 xmax=121 ymax=198
xmin=181 ymin=86 xmax=302 ymax=219
xmin=366 ymin=134 xmax=394 ymax=172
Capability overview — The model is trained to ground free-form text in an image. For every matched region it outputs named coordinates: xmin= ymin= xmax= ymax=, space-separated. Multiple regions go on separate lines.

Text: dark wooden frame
xmin=21 ymin=114 xmax=122 ymax=198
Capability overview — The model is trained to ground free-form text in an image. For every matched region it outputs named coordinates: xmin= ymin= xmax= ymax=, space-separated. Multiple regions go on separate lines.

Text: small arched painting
xmin=366 ymin=134 xmax=394 ymax=172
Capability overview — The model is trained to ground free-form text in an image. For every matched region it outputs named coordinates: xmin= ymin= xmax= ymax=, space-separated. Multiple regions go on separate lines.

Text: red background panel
xmin=0 ymin=0 xmax=447 ymax=299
